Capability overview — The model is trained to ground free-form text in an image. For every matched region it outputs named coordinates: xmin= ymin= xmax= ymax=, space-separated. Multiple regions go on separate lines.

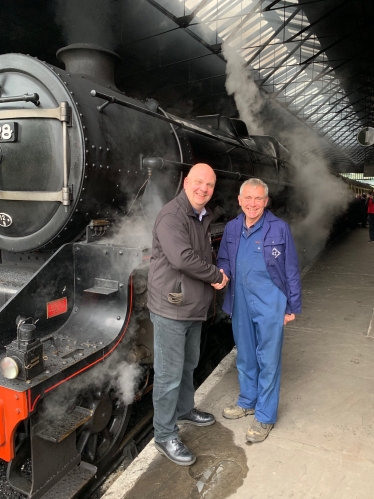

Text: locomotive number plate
xmin=0 ymin=122 xmax=18 ymax=142
xmin=47 ymin=297 xmax=68 ymax=319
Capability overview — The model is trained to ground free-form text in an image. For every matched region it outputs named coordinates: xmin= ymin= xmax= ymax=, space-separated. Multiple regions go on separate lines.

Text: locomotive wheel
xmin=6 ymin=389 xmax=131 ymax=497
xmin=76 ymin=386 xmax=131 ymax=468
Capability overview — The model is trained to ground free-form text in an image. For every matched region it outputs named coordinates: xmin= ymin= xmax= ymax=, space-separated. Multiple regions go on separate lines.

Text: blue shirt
xmin=242 ymin=214 xmax=264 ymax=238
xmin=192 ymin=207 xmax=207 ymax=221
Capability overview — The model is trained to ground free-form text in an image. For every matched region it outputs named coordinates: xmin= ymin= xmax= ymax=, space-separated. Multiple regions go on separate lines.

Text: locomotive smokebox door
xmin=4 ymin=321 xmax=44 ymax=381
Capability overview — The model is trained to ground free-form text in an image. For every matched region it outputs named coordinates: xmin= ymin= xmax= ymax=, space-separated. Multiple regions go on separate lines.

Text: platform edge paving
xmin=101 ymin=349 xmax=237 ymax=499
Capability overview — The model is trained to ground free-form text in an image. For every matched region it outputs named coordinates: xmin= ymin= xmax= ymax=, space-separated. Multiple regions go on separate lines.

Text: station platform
xmin=103 ymin=227 xmax=374 ymax=499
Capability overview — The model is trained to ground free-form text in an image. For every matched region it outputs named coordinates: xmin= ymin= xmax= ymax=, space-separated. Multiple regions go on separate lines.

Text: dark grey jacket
xmin=147 ymin=190 xmax=223 ymax=321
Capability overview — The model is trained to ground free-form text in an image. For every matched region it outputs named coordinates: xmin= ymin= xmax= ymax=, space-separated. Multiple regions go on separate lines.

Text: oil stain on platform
xmin=123 ymin=422 xmax=248 ymax=499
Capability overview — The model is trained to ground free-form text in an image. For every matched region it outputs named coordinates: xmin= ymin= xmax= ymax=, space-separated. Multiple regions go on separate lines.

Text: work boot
xmin=246 ymin=419 xmax=274 ymax=443
xmin=177 ymin=408 xmax=215 ymax=426
xmin=223 ymin=404 xmax=254 ymax=419
xmin=154 ymin=438 xmax=196 ymax=466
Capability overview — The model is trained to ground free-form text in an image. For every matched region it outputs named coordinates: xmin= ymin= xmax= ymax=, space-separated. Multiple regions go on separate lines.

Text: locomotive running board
xmin=36 ymin=407 xmax=93 ymax=443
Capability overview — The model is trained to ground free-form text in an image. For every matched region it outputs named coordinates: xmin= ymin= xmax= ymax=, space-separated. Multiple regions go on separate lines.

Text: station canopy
xmin=131 ymin=0 xmax=374 ymax=174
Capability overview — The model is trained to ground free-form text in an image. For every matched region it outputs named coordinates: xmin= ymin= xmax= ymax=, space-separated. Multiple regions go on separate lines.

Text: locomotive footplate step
xmin=37 ymin=407 xmax=93 ymax=443
xmin=84 ymin=278 xmax=119 ymax=295
xmin=39 ymin=461 xmax=97 ymax=499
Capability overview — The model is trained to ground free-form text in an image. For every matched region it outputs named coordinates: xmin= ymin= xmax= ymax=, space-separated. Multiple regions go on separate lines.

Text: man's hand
xmin=211 ymin=269 xmax=229 ymax=290
xmin=284 ymin=313 xmax=295 ymax=325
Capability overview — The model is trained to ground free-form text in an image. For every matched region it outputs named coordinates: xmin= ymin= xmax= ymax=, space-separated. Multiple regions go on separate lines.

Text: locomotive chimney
xmin=56 ymin=43 xmax=121 ymax=89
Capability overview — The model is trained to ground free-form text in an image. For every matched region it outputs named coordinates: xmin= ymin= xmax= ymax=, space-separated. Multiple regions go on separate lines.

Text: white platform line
xmin=367 ymin=308 xmax=374 ymax=338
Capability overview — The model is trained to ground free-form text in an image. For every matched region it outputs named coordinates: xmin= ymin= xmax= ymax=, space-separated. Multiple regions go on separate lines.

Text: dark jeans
xmin=150 ymin=312 xmax=202 ymax=442
xmin=369 ymin=213 xmax=374 ymax=241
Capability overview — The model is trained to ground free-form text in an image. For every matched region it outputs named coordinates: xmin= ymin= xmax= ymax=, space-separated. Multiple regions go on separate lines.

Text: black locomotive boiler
xmin=0 ymin=43 xmax=293 ymax=498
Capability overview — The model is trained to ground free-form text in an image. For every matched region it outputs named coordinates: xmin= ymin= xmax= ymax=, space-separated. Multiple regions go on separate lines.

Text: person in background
xmin=366 ymin=192 xmax=374 ymax=242
xmin=217 ymin=178 xmax=301 ymax=443
xmin=147 ymin=163 xmax=228 ymax=466
xmin=359 ymin=194 xmax=367 ymax=228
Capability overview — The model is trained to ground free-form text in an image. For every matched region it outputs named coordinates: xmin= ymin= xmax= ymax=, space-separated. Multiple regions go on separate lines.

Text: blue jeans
xmin=150 ymin=312 xmax=202 ymax=442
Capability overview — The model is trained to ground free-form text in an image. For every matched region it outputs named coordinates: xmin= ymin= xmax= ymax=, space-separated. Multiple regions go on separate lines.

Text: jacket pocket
xmin=264 ymin=236 xmax=284 ymax=246
xmin=164 ymin=271 xmax=183 ymax=306
xmin=264 ymin=236 xmax=285 ymax=263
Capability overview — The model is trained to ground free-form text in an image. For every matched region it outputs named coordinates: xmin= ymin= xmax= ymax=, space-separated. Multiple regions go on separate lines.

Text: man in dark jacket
xmin=217 ymin=178 xmax=301 ymax=443
xmin=147 ymin=163 xmax=228 ymax=466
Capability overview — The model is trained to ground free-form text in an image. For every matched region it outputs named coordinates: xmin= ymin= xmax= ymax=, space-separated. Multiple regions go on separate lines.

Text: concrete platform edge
xmin=101 ymin=349 xmax=237 ymax=499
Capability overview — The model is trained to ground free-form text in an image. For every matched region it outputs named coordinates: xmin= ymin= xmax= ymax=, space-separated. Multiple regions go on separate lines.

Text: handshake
xmin=211 ymin=269 xmax=229 ymax=290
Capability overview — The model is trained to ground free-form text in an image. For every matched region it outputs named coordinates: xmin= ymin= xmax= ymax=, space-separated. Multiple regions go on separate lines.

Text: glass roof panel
xmin=174 ymin=0 xmax=363 ymax=167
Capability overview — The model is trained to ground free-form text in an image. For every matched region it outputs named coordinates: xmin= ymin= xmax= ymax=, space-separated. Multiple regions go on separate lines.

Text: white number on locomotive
xmin=0 ymin=213 xmax=12 ymax=228
xmin=0 ymin=124 xmax=13 ymax=140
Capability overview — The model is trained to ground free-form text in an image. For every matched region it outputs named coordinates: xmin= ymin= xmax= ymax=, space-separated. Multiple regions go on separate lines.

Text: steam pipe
xmin=91 ymin=90 xmax=288 ymax=165
xmin=141 ymin=157 xmax=293 ymax=187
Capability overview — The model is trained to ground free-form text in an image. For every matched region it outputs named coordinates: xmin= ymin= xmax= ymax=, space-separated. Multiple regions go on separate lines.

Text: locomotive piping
xmin=158 ymin=106 xmax=184 ymax=196
xmin=0 ymin=93 xmax=40 ymax=106
xmin=142 ymin=156 xmax=293 ymax=187
xmin=90 ymin=90 xmax=287 ymax=165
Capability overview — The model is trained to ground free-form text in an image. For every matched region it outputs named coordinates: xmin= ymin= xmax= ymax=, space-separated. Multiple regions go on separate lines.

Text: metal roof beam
xmin=287 ymin=81 xmax=339 ymax=110
xmin=258 ymin=32 xmax=314 ymax=86
xmin=273 ymin=65 xmax=306 ymax=97
xmin=328 ymin=119 xmax=361 ymax=137
xmin=273 ymin=58 xmax=346 ymax=99
xmin=245 ymin=5 xmax=302 ymax=66
xmin=301 ymin=36 xmax=344 ymax=66
xmin=225 ymin=0 xmax=265 ymax=45
xmin=304 ymin=83 xmax=368 ymax=121
xmin=313 ymin=97 xmax=367 ymax=128
xmin=284 ymin=0 xmax=350 ymax=43
xmin=177 ymin=0 xmax=212 ymax=27
xmin=143 ymin=0 xmax=224 ymax=57
xmin=331 ymin=129 xmax=356 ymax=142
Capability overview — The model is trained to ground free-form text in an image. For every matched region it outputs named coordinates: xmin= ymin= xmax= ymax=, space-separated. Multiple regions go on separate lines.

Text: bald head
xmin=187 ymin=163 xmax=216 ymax=180
xmin=184 ymin=163 xmax=216 ymax=212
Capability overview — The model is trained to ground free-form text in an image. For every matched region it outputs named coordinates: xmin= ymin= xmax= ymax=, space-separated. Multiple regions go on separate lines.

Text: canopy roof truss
xmin=147 ymin=0 xmax=373 ymax=170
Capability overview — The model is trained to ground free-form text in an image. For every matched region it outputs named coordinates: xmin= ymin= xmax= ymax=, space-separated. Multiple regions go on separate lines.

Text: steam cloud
xmin=280 ymin=129 xmax=351 ymax=263
xmin=222 ymin=40 xmax=351 ymax=264
xmin=55 ymin=0 xmax=120 ymax=50
xmin=42 ymin=350 xmax=142 ymax=421
xmin=222 ymin=43 xmax=265 ymax=135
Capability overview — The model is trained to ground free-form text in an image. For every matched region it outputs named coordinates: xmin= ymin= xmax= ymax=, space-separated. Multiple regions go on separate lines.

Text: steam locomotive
xmin=0 ymin=42 xmax=304 ymax=498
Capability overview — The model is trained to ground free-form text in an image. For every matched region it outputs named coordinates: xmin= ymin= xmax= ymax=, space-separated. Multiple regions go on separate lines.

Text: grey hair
xmin=239 ymin=178 xmax=268 ymax=197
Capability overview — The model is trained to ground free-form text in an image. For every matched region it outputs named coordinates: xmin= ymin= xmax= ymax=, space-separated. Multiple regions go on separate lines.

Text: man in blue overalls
xmin=217 ymin=178 xmax=301 ymax=442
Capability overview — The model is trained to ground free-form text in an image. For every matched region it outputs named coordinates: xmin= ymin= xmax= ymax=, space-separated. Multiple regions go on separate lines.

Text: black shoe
xmin=154 ymin=438 xmax=196 ymax=466
xmin=177 ymin=408 xmax=215 ymax=426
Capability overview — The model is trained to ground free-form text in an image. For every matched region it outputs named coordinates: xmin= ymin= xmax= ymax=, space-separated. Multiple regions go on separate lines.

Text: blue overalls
xmin=232 ymin=216 xmax=287 ymax=424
